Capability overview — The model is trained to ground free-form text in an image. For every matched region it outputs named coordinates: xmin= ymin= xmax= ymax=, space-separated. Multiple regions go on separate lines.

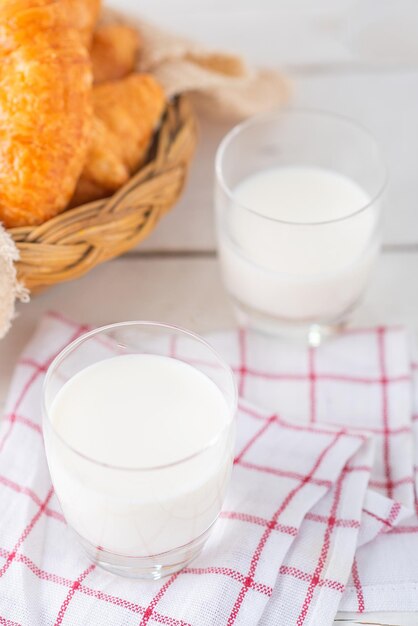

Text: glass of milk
xmin=215 ymin=109 xmax=387 ymax=345
xmin=43 ymin=322 xmax=237 ymax=579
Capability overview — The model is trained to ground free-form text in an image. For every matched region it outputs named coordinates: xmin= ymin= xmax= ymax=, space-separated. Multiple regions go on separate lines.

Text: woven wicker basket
xmin=8 ymin=95 xmax=197 ymax=293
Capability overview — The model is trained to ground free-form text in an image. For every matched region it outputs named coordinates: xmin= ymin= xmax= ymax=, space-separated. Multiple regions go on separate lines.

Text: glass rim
xmin=42 ymin=320 xmax=237 ymax=472
xmin=215 ymin=107 xmax=388 ymax=227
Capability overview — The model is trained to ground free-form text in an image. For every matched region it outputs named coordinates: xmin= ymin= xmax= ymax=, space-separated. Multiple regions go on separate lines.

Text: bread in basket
xmin=0 ymin=0 xmax=288 ymax=337
xmin=10 ymin=94 xmax=196 ymax=292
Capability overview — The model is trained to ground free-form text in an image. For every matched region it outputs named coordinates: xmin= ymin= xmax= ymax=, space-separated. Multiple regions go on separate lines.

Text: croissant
xmin=63 ymin=0 xmax=101 ymax=47
xmin=0 ymin=0 xmax=93 ymax=228
xmin=72 ymin=74 xmax=166 ymax=205
xmin=91 ymin=24 xmax=140 ymax=84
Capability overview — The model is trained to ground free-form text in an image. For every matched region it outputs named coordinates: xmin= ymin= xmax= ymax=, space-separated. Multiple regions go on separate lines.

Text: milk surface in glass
xmin=218 ymin=165 xmax=378 ymax=323
xmin=45 ymin=353 xmax=233 ymax=557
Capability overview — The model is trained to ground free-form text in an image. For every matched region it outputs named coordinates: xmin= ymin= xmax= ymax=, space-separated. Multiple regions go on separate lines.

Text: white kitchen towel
xmin=0 ymin=313 xmax=417 ymax=625
xmin=206 ymin=324 xmax=418 ymax=615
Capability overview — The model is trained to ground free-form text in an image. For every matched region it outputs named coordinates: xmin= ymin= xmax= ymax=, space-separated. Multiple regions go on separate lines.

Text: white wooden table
xmin=1 ymin=2 xmax=418 ymax=624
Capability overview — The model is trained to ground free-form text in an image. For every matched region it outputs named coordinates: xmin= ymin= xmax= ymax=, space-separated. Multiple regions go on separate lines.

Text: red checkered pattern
xmin=338 ymin=334 xmax=418 ymax=614
xmin=0 ymin=313 xmax=417 ymax=624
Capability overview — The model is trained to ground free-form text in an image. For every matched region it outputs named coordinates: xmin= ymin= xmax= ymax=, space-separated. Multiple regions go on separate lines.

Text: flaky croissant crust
xmin=0 ymin=0 xmax=93 ymax=228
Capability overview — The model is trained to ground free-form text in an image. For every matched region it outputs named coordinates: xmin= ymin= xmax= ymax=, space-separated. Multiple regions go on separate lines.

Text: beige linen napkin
xmin=134 ymin=18 xmax=290 ymax=119
xmin=0 ymin=228 xmax=28 ymax=339
xmin=101 ymin=9 xmax=290 ymax=120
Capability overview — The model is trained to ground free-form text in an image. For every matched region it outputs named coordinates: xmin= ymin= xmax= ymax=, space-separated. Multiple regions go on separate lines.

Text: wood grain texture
xmin=108 ymin=0 xmax=418 ymax=68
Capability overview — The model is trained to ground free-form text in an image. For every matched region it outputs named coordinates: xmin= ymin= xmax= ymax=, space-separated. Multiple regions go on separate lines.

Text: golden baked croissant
xmin=91 ymin=24 xmax=140 ymax=84
xmin=69 ymin=116 xmax=129 ymax=207
xmin=72 ymin=74 xmax=166 ymax=205
xmin=0 ymin=0 xmax=93 ymax=228
xmin=63 ymin=0 xmax=101 ymax=47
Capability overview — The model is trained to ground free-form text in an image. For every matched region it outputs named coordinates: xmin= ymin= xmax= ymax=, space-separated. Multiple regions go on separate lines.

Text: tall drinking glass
xmin=215 ymin=109 xmax=387 ymax=345
xmin=43 ymin=322 xmax=236 ymax=579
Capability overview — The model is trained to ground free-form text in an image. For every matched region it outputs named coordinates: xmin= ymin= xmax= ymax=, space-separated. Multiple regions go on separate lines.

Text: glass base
xmin=233 ymin=299 xmax=353 ymax=347
xmin=74 ymin=525 xmax=213 ymax=580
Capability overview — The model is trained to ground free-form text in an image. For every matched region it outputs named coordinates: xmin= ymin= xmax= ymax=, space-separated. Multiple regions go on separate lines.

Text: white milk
xmin=45 ymin=354 xmax=234 ymax=557
xmin=218 ymin=166 xmax=380 ymax=323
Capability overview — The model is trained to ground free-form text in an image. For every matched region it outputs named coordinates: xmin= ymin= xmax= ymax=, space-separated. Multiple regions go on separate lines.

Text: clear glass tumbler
xmin=215 ymin=109 xmax=387 ymax=345
xmin=43 ymin=322 xmax=236 ymax=579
